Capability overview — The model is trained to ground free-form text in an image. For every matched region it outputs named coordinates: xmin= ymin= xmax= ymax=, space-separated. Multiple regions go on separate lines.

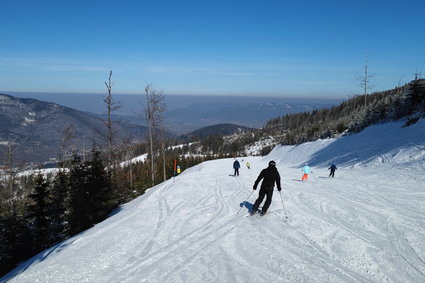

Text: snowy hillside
xmin=2 ymin=119 xmax=425 ymax=283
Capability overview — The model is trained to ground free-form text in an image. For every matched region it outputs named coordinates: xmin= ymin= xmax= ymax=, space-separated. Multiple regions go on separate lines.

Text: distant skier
xmin=250 ymin=160 xmax=282 ymax=216
xmin=328 ymin=163 xmax=337 ymax=178
xmin=233 ymin=159 xmax=240 ymax=176
xmin=301 ymin=164 xmax=311 ymax=182
xmin=246 ymin=162 xmax=251 ymax=169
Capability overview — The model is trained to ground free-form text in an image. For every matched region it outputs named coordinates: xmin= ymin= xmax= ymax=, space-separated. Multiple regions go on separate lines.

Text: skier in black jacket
xmin=328 ymin=163 xmax=337 ymax=177
xmin=250 ymin=160 xmax=282 ymax=216
xmin=233 ymin=159 xmax=240 ymax=176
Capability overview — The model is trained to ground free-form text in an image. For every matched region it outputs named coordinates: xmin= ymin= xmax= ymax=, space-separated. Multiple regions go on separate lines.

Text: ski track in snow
xmin=2 ymin=120 xmax=425 ymax=283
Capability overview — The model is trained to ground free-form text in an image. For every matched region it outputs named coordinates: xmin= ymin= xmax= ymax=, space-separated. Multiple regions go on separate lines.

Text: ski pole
xmin=279 ymin=191 xmax=288 ymax=219
xmin=236 ymin=190 xmax=254 ymax=215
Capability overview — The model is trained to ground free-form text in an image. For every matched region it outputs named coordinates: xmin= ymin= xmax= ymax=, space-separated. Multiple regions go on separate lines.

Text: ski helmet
xmin=269 ymin=160 xmax=276 ymax=167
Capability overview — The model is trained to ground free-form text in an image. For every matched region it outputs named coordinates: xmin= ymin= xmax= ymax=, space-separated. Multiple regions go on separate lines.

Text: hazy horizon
xmin=6 ymin=91 xmax=343 ymax=115
xmin=4 ymin=90 xmax=348 ymax=99
xmin=2 ymin=91 xmax=342 ymax=134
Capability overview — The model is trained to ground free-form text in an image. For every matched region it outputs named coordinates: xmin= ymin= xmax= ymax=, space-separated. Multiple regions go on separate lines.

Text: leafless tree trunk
xmin=59 ymin=124 xmax=76 ymax=170
xmin=104 ymin=70 xmax=121 ymax=176
xmin=144 ymin=84 xmax=166 ymax=186
xmin=161 ymin=127 xmax=167 ymax=182
xmin=82 ymin=134 xmax=86 ymax=162
xmin=121 ymin=137 xmax=135 ymax=188
xmin=355 ymin=56 xmax=375 ymax=108
xmin=145 ymin=85 xmax=155 ymax=186
xmin=6 ymin=141 xmax=17 ymax=198
xmin=126 ymin=149 xmax=134 ymax=188
xmin=0 ymin=137 xmax=26 ymax=210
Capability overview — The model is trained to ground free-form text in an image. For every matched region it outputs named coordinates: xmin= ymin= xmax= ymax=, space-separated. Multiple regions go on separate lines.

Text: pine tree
xmin=67 ymin=151 xmax=117 ymax=236
xmin=27 ymin=173 xmax=51 ymax=252
xmin=86 ymin=149 xmax=116 ymax=223
xmin=67 ymin=154 xmax=92 ymax=235
xmin=0 ymin=211 xmax=33 ymax=277
xmin=50 ymin=171 xmax=69 ymax=241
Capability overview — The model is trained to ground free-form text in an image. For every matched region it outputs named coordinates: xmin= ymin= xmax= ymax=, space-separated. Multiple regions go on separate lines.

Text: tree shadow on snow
xmin=1 ymin=238 xmax=78 ymax=281
xmin=108 ymin=205 xmax=123 ymax=217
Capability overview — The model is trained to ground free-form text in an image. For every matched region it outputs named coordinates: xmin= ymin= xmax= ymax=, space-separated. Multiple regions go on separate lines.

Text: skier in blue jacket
xmin=233 ymin=159 xmax=240 ymax=176
xmin=301 ymin=164 xmax=311 ymax=181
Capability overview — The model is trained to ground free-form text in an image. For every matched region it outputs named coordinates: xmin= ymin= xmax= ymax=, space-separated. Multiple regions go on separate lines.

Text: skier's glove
xmin=278 ymin=187 xmax=282 ymax=192
xmin=253 ymin=186 xmax=257 ymax=190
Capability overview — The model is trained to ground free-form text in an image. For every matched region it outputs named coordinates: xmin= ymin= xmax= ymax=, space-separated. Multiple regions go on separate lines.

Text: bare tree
xmin=125 ymin=147 xmax=134 ymax=188
xmin=82 ymin=134 xmax=86 ymax=162
xmin=0 ymin=136 xmax=26 ymax=210
xmin=121 ymin=136 xmax=135 ymax=188
xmin=144 ymin=84 xmax=166 ymax=186
xmin=104 ymin=70 xmax=121 ymax=175
xmin=161 ymin=129 xmax=167 ymax=182
xmin=355 ymin=56 xmax=375 ymax=108
xmin=5 ymin=140 xmax=18 ymax=199
xmin=59 ymin=124 xmax=76 ymax=170
xmin=158 ymin=121 xmax=168 ymax=182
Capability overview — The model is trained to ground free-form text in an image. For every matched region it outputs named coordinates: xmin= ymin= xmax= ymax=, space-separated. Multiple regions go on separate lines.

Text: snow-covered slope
xmin=269 ymin=119 xmax=425 ymax=168
xmin=2 ymin=119 xmax=425 ymax=283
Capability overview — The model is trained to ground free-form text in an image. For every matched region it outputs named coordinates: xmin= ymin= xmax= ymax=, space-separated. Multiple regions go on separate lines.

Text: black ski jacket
xmin=254 ymin=166 xmax=281 ymax=190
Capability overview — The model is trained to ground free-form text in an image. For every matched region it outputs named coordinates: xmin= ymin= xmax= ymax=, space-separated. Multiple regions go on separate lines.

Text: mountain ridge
xmin=0 ymin=93 xmax=148 ymax=164
xmin=180 ymin=123 xmax=253 ymax=141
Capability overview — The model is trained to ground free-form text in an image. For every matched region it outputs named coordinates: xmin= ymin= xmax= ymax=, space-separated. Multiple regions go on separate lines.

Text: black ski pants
xmin=329 ymin=169 xmax=335 ymax=178
xmin=252 ymin=187 xmax=274 ymax=213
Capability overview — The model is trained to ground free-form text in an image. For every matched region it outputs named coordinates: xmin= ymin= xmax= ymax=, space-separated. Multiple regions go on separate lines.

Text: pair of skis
xmin=249 ymin=209 xmax=265 ymax=217
xmin=236 ymin=190 xmax=288 ymax=219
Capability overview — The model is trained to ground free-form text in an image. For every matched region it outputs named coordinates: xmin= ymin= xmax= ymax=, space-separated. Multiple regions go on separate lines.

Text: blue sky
xmin=0 ymin=0 xmax=424 ymax=98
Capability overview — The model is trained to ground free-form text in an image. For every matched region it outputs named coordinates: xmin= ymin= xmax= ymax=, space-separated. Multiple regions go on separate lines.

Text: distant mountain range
xmin=1 ymin=92 xmax=341 ymax=164
xmin=9 ymin=92 xmax=342 ymax=134
xmin=0 ymin=94 xmax=148 ymax=164
xmin=165 ymin=101 xmax=332 ymax=133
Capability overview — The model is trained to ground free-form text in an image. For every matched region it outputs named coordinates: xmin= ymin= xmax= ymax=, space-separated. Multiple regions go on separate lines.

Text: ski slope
xmin=2 ymin=119 xmax=425 ymax=283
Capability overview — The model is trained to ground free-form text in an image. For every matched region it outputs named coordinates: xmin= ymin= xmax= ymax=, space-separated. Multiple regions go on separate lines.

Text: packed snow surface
xmin=2 ymin=119 xmax=425 ymax=282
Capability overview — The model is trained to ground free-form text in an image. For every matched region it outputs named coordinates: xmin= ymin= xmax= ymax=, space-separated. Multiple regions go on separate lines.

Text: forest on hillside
xmin=261 ymin=79 xmax=425 ymax=146
xmin=186 ymin=79 xmax=425 ymax=156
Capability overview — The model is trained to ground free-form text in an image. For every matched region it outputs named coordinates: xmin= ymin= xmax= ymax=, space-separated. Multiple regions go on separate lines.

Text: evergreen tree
xmin=0 ymin=211 xmax=33 ymax=277
xmin=50 ymin=171 xmax=69 ymax=242
xmin=67 ymin=151 xmax=117 ymax=236
xmin=27 ymin=173 xmax=51 ymax=252
xmin=67 ymin=154 xmax=92 ymax=235
xmin=86 ymin=150 xmax=116 ymax=223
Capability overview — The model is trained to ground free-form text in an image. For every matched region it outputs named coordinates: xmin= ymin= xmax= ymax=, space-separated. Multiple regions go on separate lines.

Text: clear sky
xmin=0 ymin=0 xmax=424 ymax=98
